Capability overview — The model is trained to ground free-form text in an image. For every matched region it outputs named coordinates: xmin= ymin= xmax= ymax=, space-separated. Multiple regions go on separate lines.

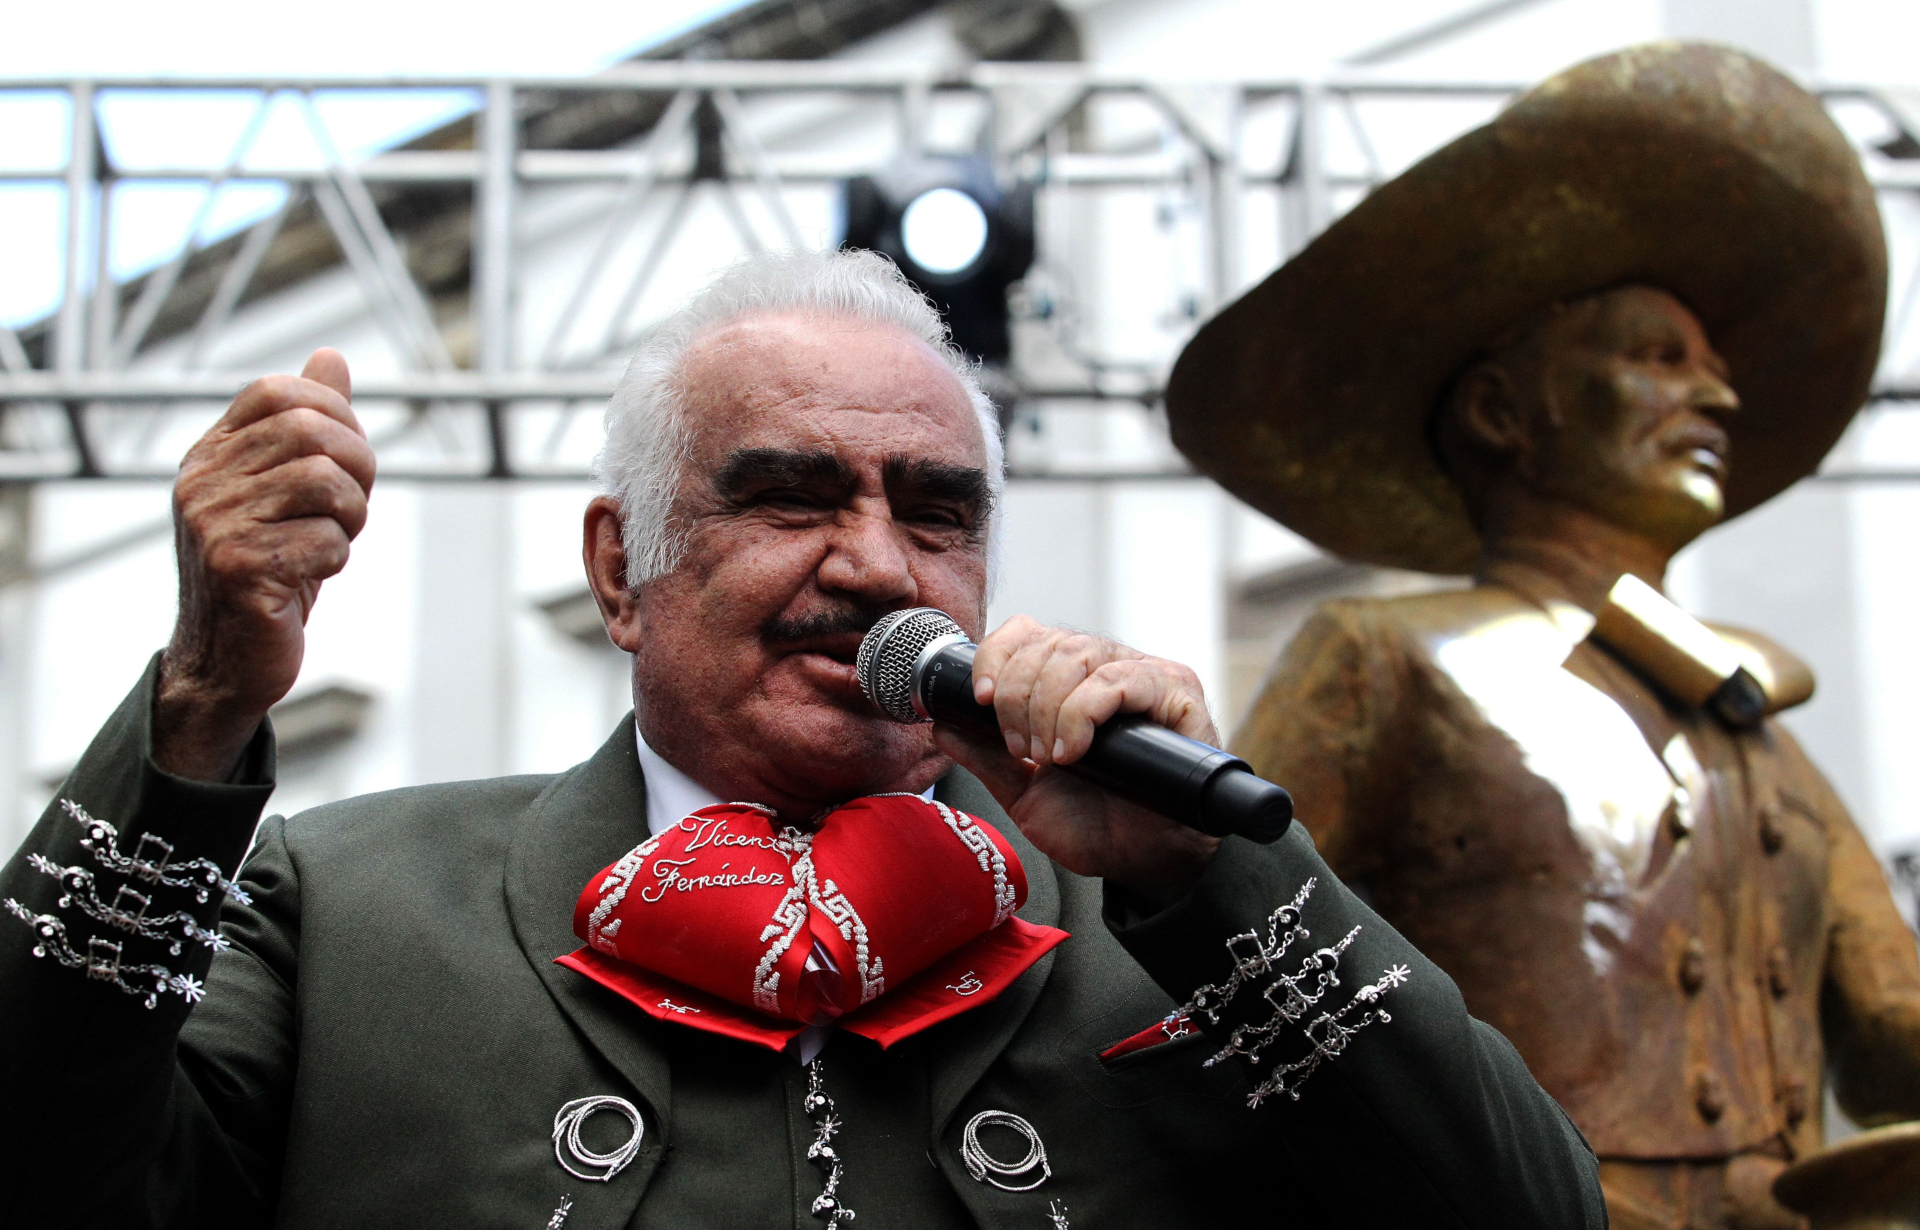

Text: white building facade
xmin=5 ymin=0 xmax=1920 ymax=925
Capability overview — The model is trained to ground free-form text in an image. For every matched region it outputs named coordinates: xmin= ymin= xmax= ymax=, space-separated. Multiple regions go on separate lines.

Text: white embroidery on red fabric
xmin=931 ymin=800 xmax=1016 ymax=925
xmin=948 ymin=970 xmax=984 ymax=996
xmin=809 ymin=870 xmax=882 ymax=1005
xmin=752 ymin=830 xmax=814 ymax=1015
xmin=587 ymin=838 xmax=657 ymax=956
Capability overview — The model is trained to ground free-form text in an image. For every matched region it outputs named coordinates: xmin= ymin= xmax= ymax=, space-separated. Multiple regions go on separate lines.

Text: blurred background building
xmin=5 ymin=0 xmax=1920 ymax=927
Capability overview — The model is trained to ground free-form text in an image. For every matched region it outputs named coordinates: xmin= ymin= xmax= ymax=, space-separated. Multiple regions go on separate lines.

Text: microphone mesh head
xmin=857 ymin=607 xmax=965 ymax=724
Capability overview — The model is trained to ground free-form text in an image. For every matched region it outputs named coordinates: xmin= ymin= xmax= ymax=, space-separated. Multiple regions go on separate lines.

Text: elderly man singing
xmin=0 ymin=250 xmax=1600 ymax=1229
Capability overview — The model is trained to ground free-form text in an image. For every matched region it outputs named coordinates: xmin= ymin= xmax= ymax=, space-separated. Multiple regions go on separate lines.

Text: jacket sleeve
xmin=1106 ymin=824 xmax=1606 ymax=1230
xmin=0 ymin=655 xmax=290 ymax=1229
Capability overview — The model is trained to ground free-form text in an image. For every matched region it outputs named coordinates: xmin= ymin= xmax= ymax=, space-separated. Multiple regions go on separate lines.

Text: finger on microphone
xmin=971 ymin=613 xmax=1038 ymax=704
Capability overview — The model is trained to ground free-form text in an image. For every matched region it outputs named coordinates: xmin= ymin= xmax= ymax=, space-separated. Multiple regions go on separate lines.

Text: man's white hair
xmin=594 ymin=247 xmax=1005 ymax=590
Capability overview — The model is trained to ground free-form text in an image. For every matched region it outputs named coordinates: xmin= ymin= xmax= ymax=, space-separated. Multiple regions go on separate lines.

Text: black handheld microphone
xmin=856 ymin=608 xmax=1293 ymax=843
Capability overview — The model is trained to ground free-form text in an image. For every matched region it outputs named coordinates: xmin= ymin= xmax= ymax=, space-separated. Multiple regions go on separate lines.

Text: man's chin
xmin=743 ymin=695 xmax=934 ymax=796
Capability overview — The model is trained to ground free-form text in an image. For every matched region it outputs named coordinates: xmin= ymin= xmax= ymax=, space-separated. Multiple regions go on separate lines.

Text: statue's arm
xmin=0 ymin=658 xmax=293 ymax=1228
xmin=1231 ymin=602 xmax=1396 ymax=881
xmin=1820 ymin=794 xmax=1920 ymax=1124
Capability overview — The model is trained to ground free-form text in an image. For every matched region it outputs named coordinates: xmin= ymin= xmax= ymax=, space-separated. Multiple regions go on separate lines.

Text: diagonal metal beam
xmin=712 ymin=87 xmax=802 ymax=247
xmin=301 ymin=91 xmax=455 ymax=371
xmin=183 ymin=186 xmax=296 ymax=370
xmin=1340 ymin=0 xmax=1557 ymax=68
xmin=540 ymin=89 xmax=700 ymax=368
xmin=110 ymin=92 xmax=274 ymax=368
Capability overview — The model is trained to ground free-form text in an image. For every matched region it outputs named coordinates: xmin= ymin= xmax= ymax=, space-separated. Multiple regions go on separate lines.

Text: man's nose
xmin=817 ymin=508 xmax=917 ymax=605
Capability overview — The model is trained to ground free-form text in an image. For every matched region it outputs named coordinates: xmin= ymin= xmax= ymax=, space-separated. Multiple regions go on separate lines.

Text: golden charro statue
xmin=1166 ymin=43 xmax=1920 ymax=1230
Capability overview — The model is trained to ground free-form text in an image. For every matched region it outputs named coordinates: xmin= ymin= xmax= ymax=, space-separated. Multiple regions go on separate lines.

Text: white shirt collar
xmin=633 ymin=721 xmax=935 ymax=837
xmin=633 ymin=724 xmax=723 ymax=838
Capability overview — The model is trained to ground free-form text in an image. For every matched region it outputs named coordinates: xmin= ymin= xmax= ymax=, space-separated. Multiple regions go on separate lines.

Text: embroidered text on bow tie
xmin=558 ymin=794 xmax=1068 ymax=1050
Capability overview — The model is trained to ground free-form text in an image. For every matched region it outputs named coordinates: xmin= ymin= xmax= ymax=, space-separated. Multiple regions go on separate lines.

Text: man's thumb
xmin=300 ymin=347 xmax=352 ymax=400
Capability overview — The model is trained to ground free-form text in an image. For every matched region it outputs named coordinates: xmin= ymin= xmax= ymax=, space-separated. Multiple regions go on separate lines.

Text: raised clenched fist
xmin=153 ymin=348 xmax=375 ymax=781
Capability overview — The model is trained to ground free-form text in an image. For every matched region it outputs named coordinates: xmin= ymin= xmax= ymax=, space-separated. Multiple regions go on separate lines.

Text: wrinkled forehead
xmin=678 ymin=311 xmax=986 ymax=474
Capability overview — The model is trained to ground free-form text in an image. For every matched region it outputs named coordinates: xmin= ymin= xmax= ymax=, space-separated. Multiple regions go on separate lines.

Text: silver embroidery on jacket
xmin=4 ymin=797 xmax=238 ymax=1009
xmin=1172 ymin=876 xmax=1413 ymax=1106
xmin=25 ymin=854 xmax=228 ymax=955
xmin=551 ymin=1095 xmax=643 ymax=1182
xmin=804 ymin=1059 xmax=855 ymax=1226
xmin=3 ymin=899 xmax=206 ymax=1008
xmin=57 ymin=798 xmax=249 ymax=906
xmin=961 ymin=1109 xmax=1052 ymax=1192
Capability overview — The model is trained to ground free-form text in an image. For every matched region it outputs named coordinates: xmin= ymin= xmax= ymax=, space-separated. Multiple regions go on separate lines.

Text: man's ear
xmin=583 ymin=496 xmax=643 ymax=653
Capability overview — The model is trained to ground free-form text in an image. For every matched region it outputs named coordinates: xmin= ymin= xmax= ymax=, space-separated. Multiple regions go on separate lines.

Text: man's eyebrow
xmin=713 ymin=448 xmax=858 ymax=499
xmin=883 ymin=455 xmax=995 ymax=515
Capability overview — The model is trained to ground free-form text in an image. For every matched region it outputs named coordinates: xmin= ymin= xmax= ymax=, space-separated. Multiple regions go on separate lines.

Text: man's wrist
xmin=1105 ymin=833 xmax=1220 ymax=914
xmin=152 ymin=657 xmax=268 ymax=783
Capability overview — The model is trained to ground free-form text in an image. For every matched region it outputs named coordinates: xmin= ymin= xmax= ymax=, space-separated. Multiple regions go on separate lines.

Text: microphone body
xmin=857 ymin=610 xmax=1293 ymax=844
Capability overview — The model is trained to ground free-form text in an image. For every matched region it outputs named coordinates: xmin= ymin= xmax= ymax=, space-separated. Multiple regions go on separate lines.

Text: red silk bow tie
xmin=558 ymin=794 xmax=1069 ymax=1050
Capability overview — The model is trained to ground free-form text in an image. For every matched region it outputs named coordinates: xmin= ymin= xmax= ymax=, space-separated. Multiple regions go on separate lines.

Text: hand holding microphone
xmin=857 ymin=610 xmax=1292 ymax=846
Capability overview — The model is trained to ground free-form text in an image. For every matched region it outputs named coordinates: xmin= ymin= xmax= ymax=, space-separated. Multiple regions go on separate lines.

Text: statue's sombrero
xmin=1165 ymin=42 xmax=1887 ymax=575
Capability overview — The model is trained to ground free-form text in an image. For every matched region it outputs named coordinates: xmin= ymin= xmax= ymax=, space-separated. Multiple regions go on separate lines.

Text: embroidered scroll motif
xmin=961 ymin=1109 xmax=1052 ymax=1192
xmin=1172 ymin=877 xmax=1412 ymax=1106
xmin=551 ymin=1095 xmax=643 ymax=1182
xmin=26 ymin=854 xmax=228 ymax=956
xmin=4 ymin=798 xmax=240 ymax=1010
xmin=57 ymin=798 xmax=249 ymax=906
xmin=804 ymin=1060 xmax=855 ymax=1226
xmin=3 ymin=899 xmax=206 ymax=1008
xmin=932 ymin=800 xmax=1017 ymax=925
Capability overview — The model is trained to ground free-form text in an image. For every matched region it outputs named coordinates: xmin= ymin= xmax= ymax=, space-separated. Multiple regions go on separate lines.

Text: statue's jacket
xmin=1236 ymin=582 xmax=1920 ymax=1165
xmin=0 ymin=659 xmax=1603 ymax=1229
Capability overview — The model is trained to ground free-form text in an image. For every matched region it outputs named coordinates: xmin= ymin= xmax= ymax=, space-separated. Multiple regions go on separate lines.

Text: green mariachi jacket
xmin=0 ymin=660 xmax=1604 ymax=1228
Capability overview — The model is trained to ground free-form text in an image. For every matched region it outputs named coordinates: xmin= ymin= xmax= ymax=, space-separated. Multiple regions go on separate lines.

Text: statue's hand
xmin=930 ymin=615 xmax=1221 ymax=910
xmin=155 ymin=349 xmax=373 ymax=781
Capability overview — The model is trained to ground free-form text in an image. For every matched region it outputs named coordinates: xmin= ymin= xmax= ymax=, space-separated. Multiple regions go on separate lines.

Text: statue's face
xmin=1517 ymin=285 xmax=1740 ymax=548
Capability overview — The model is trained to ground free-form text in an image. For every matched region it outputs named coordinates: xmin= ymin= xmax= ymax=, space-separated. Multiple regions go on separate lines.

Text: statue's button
xmin=1678 ymin=938 xmax=1707 ymax=995
xmin=1759 ymin=806 xmax=1785 ymax=854
xmin=1695 ymin=1071 xmax=1728 ymax=1122
xmin=1667 ymin=791 xmax=1692 ymax=839
xmin=1768 ymin=948 xmax=1791 ymax=999
xmin=1778 ymin=1079 xmax=1808 ymax=1128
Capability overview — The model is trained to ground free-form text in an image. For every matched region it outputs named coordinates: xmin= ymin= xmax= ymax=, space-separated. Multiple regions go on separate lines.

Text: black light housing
xmin=840 ymin=156 xmax=1036 ymax=365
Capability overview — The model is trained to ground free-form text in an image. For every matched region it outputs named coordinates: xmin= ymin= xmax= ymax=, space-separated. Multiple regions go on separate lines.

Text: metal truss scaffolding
xmin=3 ymin=64 xmax=1920 ymax=481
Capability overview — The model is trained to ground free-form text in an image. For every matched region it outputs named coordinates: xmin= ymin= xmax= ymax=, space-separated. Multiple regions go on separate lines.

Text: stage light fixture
xmin=841 ymin=157 xmax=1035 ymax=365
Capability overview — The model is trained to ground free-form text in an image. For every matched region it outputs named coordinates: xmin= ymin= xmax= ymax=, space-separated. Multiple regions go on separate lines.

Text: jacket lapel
xmin=504 ymin=722 xmax=674 ymax=1168
xmin=927 ymin=768 xmax=1063 ymax=1130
